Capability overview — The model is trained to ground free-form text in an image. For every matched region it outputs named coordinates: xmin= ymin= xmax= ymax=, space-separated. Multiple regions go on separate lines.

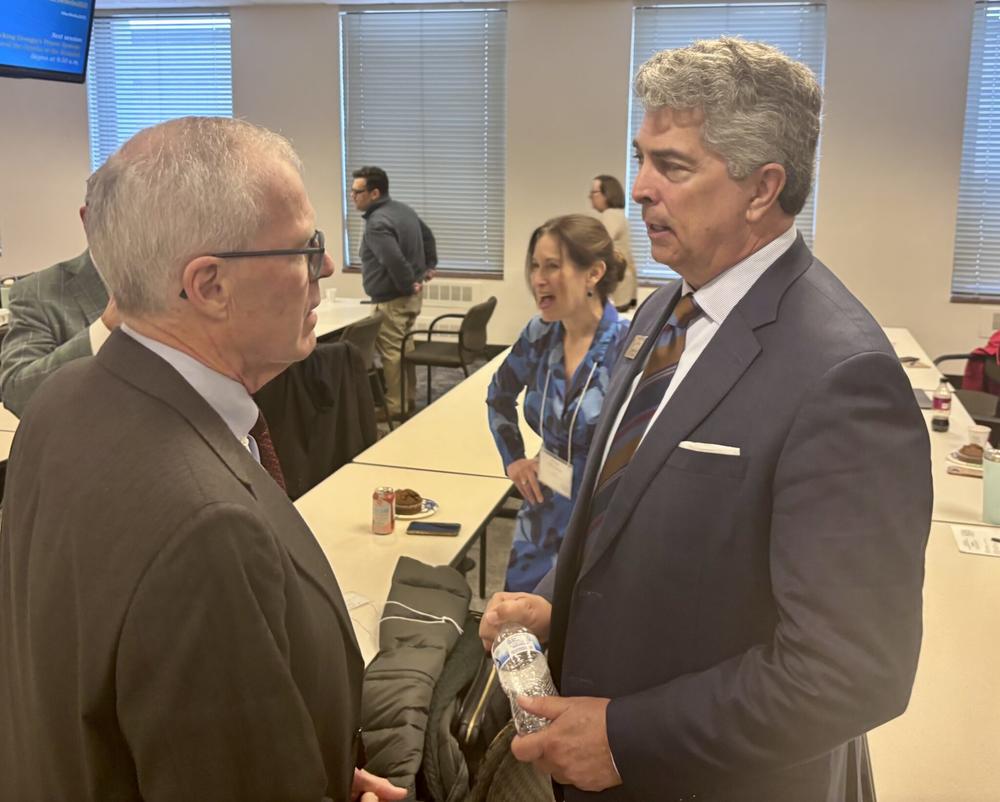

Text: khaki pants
xmin=374 ymin=293 xmax=422 ymax=415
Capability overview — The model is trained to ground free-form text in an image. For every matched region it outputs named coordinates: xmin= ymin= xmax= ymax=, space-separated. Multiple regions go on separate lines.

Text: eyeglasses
xmin=179 ymin=229 xmax=326 ymax=299
xmin=350 ymin=188 xmax=370 ymax=197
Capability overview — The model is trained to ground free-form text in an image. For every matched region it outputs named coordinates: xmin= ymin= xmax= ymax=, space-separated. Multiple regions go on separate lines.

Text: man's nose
xmin=320 ymin=253 xmax=335 ymax=279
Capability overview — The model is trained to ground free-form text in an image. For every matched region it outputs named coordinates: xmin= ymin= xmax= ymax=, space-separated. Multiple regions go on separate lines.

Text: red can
xmin=372 ymin=486 xmax=395 ymax=534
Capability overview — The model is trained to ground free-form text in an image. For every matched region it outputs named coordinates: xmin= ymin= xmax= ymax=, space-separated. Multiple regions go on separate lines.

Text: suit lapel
xmin=554 ymin=285 xmax=682 ymax=588
xmin=576 ymin=313 xmax=760 ymax=580
xmin=97 ymin=331 xmax=358 ymax=649
xmin=573 ymin=235 xmax=815 ymax=583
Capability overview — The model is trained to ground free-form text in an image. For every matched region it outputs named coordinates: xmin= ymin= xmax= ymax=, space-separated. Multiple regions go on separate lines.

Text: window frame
xmin=338 ymin=6 xmax=508 ymax=278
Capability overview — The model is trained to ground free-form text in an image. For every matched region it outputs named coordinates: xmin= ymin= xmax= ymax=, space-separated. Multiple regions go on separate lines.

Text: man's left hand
xmin=510 ymin=695 xmax=622 ymax=793
xmin=351 ymin=768 xmax=407 ymax=801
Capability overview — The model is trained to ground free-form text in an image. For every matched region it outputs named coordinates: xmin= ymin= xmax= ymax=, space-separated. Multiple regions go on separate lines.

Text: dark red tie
xmin=250 ymin=411 xmax=286 ymax=492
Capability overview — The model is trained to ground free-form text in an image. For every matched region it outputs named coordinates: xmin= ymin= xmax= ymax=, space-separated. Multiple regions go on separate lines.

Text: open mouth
xmin=537 ymin=294 xmax=555 ymax=311
xmin=646 ymin=222 xmax=673 ymax=237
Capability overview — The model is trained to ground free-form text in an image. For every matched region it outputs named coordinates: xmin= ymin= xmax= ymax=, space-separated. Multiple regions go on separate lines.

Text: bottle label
xmin=932 ymin=396 xmax=951 ymax=412
xmin=493 ymin=631 xmax=542 ymax=670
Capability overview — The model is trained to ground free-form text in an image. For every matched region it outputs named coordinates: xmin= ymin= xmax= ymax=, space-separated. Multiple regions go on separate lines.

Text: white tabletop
xmin=868 ymin=521 xmax=1000 ymax=801
xmin=925 ymin=396 xmax=996 ymax=527
xmin=354 ymin=348 xmax=541 ymax=479
xmin=294 ymin=463 xmax=511 ymax=664
xmin=883 ymin=326 xmax=945 ymax=390
xmin=314 ymin=298 xmax=372 ymax=340
xmin=0 ymin=403 xmax=18 ymax=433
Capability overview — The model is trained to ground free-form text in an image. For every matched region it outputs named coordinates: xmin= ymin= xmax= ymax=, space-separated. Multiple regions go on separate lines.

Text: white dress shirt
xmin=600 ymin=226 xmax=798 ymax=468
xmin=120 ymin=324 xmax=260 ymax=459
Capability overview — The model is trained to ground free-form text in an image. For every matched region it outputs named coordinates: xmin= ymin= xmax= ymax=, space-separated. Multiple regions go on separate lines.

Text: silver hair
xmin=84 ymin=116 xmax=303 ymax=315
xmin=634 ymin=36 xmax=821 ymax=215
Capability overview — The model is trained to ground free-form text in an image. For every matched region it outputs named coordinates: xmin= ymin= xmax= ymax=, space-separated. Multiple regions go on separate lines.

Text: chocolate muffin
xmin=395 ymin=488 xmax=423 ymax=515
xmin=956 ymin=443 xmax=985 ymax=465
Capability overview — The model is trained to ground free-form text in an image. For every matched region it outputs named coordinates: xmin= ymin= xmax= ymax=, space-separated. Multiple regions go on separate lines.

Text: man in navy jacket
xmin=481 ymin=37 xmax=932 ymax=802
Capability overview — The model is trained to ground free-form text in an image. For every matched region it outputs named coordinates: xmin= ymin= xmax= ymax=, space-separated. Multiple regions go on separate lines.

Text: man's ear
xmin=181 ymin=256 xmax=229 ymax=318
xmin=746 ymin=163 xmax=787 ymax=223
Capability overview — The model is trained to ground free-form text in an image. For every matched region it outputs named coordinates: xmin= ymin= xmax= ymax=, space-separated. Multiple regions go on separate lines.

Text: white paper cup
xmin=969 ymin=424 xmax=991 ymax=448
xmin=326 ymin=287 xmax=338 ymax=304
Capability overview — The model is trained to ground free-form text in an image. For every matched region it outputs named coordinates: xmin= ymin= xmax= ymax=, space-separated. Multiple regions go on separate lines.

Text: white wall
xmin=0 ymin=77 xmax=90 ymax=273
xmin=0 ymin=0 xmax=988 ymax=356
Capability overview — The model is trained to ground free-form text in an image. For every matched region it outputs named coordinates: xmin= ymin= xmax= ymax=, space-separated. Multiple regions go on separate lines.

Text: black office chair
xmin=400 ymin=296 xmax=498 ymax=419
xmin=340 ymin=312 xmax=394 ymax=431
xmin=934 ymin=353 xmax=1000 ymax=444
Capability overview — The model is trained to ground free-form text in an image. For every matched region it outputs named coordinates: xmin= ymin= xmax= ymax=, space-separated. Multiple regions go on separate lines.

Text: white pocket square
xmin=678 ymin=440 xmax=741 ymax=457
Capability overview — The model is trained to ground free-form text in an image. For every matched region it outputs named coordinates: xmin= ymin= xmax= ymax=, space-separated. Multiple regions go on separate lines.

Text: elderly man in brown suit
xmin=0 ymin=117 xmax=404 ymax=802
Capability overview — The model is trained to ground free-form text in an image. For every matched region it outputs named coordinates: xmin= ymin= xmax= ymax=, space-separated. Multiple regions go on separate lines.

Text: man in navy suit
xmin=482 ymin=37 xmax=932 ymax=801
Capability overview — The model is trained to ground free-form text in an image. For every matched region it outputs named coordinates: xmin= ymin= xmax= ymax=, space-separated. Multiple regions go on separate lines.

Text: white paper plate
xmin=395 ymin=498 xmax=439 ymax=520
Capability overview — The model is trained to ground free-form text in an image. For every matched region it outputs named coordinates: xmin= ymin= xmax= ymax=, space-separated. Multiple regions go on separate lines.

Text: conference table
xmin=354 ymin=348 xmax=540 ymax=479
xmin=0 ymin=403 xmax=18 ymax=433
xmin=293 ymin=462 xmax=511 ymax=665
xmin=867 ymin=520 xmax=1000 ymax=801
xmin=883 ymin=326 xmax=946 ymax=390
xmin=314 ymin=297 xmax=371 ymax=340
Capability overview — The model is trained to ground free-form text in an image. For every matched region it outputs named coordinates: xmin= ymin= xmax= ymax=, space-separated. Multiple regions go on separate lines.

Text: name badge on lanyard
xmin=538 ymin=447 xmax=573 ymax=499
xmin=536 ymin=360 xmax=599 ymax=500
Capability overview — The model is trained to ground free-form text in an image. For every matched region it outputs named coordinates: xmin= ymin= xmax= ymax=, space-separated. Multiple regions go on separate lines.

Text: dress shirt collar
xmin=682 ymin=225 xmax=798 ymax=325
xmin=120 ymin=323 xmax=259 ymax=444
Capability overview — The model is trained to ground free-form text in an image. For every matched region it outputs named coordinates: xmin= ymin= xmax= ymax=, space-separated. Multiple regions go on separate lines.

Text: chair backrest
xmin=340 ymin=312 xmax=383 ymax=373
xmin=459 ymin=296 xmax=497 ymax=358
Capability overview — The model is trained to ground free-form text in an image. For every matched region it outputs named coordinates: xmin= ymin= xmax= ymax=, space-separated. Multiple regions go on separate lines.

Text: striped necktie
xmin=250 ymin=410 xmax=287 ymax=493
xmin=586 ymin=294 xmax=701 ymax=536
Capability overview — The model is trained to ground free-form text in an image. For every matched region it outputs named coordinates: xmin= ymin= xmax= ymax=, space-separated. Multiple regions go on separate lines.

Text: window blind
xmin=87 ymin=15 xmax=233 ymax=172
xmin=629 ymin=3 xmax=827 ymax=281
xmin=953 ymin=1 xmax=1000 ymax=301
xmin=340 ymin=9 xmax=506 ymax=274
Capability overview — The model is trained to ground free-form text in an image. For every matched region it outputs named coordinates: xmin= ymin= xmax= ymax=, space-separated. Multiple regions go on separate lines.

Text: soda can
xmin=372 ymin=486 xmax=395 ymax=534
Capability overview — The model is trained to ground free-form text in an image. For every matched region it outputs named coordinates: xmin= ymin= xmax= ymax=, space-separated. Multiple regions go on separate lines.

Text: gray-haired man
xmin=481 ymin=37 xmax=931 ymax=801
xmin=1 ymin=117 xmax=404 ymax=802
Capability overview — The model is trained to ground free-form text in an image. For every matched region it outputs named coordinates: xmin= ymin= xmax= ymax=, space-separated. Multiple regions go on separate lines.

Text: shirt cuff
xmin=89 ymin=317 xmax=112 ymax=354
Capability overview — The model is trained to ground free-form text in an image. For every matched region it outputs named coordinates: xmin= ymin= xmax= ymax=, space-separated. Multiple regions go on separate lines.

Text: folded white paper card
xmin=950 ymin=524 xmax=1000 ymax=558
xmin=678 ymin=440 xmax=741 ymax=457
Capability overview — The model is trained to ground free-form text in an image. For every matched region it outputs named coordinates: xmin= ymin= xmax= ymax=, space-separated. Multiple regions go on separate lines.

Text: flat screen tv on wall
xmin=0 ymin=0 xmax=97 ymax=84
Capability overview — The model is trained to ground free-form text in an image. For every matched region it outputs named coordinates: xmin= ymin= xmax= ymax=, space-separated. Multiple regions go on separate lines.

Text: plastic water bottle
xmin=931 ymin=380 xmax=952 ymax=432
xmin=491 ymin=623 xmax=558 ymax=735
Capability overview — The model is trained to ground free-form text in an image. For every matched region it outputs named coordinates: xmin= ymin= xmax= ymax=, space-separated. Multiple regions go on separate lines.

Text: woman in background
xmin=487 ymin=215 xmax=630 ymax=593
xmin=590 ymin=174 xmax=637 ymax=311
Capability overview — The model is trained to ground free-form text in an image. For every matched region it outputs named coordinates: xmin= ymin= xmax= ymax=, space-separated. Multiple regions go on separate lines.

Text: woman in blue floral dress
xmin=487 ymin=214 xmax=631 ymax=592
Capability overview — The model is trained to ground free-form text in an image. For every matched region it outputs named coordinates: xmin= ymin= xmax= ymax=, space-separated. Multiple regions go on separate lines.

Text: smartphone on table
xmin=406 ymin=521 xmax=461 ymax=536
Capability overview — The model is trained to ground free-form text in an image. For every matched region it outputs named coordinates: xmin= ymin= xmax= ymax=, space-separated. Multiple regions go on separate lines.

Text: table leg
xmin=479 ymin=525 xmax=487 ymax=598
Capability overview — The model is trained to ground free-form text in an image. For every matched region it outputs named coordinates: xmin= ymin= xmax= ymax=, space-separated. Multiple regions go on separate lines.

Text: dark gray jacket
xmin=360 ymin=197 xmax=437 ymax=303
xmin=361 ymin=557 xmax=470 ymax=799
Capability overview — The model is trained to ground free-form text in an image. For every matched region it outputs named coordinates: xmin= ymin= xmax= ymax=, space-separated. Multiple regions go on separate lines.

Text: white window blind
xmin=953 ymin=1 xmax=1000 ymax=301
xmin=341 ymin=9 xmax=506 ymax=274
xmin=87 ymin=15 xmax=233 ymax=172
xmin=629 ymin=3 xmax=826 ymax=281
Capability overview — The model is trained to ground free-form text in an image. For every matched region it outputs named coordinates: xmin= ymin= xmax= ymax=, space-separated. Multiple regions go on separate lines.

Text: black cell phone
xmin=406 ymin=521 xmax=461 ymax=536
